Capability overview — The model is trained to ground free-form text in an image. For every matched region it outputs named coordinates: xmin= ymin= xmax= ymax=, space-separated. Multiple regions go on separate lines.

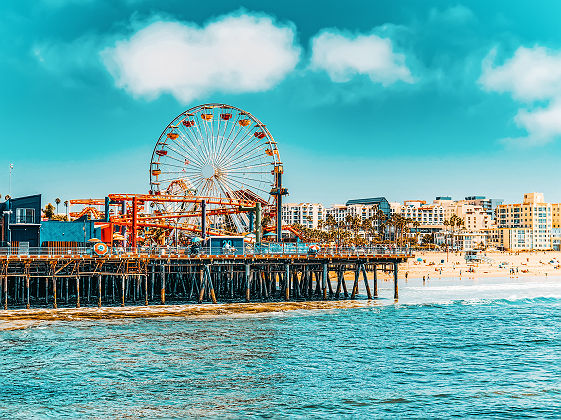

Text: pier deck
xmin=0 ymin=249 xmax=412 ymax=309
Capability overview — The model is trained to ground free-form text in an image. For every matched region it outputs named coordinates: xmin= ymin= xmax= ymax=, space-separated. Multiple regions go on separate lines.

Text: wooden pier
xmin=0 ymin=253 xmax=410 ymax=309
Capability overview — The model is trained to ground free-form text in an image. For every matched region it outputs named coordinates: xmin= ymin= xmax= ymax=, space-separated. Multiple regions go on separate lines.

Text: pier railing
xmin=0 ymin=245 xmax=413 ymax=258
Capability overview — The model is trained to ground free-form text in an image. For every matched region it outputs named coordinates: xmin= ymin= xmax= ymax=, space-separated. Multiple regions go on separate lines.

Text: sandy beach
xmin=400 ymin=250 xmax=561 ymax=280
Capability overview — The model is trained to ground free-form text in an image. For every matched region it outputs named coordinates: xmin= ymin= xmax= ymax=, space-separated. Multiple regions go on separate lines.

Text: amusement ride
xmin=68 ymin=103 xmax=290 ymax=248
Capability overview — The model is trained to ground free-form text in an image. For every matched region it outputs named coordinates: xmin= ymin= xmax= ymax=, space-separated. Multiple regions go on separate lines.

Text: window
xmin=16 ymin=208 xmax=35 ymax=224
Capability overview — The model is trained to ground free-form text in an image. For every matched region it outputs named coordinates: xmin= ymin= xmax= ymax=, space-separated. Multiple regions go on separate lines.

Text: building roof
xmin=345 ymin=197 xmax=390 ymax=215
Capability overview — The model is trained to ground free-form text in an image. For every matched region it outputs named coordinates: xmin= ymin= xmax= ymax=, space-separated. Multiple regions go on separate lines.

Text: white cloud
xmin=479 ymin=46 xmax=561 ymax=144
xmin=480 ymin=46 xmax=561 ymax=101
xmin=101 ymin=13 xmax=301 ymax=102
xmin=309 ymin=31 xmax=414 ymax=85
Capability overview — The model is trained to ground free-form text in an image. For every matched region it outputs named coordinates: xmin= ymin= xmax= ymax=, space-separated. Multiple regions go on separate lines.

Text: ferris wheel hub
xmin=201 ymin=164 xmax=215 ymax=179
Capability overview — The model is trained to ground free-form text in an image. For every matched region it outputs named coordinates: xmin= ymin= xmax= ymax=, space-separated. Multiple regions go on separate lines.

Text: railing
xmin=0 ymin=245 xmax=413 ymax=258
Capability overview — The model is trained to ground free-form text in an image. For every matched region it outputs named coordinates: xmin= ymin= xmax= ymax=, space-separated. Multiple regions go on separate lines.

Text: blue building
xmin=0 ymin=194 xmax=42 ymax=247
xmin=345 ymin=197 xmax=391 ymax=217
xmin=40 ymin=219 xmax=102 ymax=246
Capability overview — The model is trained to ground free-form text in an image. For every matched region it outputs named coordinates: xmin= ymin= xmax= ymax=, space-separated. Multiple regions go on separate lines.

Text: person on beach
xmin=405 ymin=271 xmax=408 ymax=280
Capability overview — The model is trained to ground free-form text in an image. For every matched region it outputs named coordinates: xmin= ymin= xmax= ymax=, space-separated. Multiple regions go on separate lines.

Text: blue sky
xmin=2 ymin=0 xmax=561 ymax=205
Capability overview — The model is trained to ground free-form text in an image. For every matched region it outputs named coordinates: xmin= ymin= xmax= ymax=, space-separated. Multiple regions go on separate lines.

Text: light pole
xmin=8 ymin=163 xmax=13 ymax=197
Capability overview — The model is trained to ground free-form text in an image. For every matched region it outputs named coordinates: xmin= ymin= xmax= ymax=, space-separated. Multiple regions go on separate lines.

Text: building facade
xmin=490 ymin=193 xmax=553 ymax=250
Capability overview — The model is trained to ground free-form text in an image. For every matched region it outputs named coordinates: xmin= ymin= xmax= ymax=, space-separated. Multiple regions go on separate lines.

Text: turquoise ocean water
xmin=1 ymin=276 xmax=561 ymax=418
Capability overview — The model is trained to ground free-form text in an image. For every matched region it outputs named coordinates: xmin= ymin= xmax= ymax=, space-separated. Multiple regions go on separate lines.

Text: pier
xmin=0 ymin=248 xmax=411 ymax=309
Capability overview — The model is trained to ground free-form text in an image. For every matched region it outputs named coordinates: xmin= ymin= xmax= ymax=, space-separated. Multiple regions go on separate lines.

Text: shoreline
xmin=0 ymin=300 xmax=376 ymax=330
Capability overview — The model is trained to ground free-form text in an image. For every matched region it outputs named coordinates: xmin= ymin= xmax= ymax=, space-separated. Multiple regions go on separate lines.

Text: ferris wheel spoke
xmin=216 ymin=127 xmax=264 ymax=169
xmin=227 ymin=162 xmax=272 ymax=171
xmin=222 ymin=175 xmax=271 ymax=195
xmin=215 ymin=120 xmax=254 ymax=167
xmin=158 ymin=163 xmax=202 ymax=175
xmin=158 ymin=154 xmax=196 ymax=168
xmin=214 ymin=111 xmax=244 ymax=165
xmin=222 ymin=153 xmax=269 ymax=172
xmin=225 ymin=173 xmax=270 ymax=185
xmin=216 ymin=112 xmax=244 ymax=161
xmin=220 ymin=140 xmax=262 ymax=169
xmin=175 ymin=128 xmax=208 ymax=167
xmin=221 ymin=144 xmax=267 ymax=171
xmin=192 ymin=115 xmax=213 ymax=164
xmin=166 ymin=128 xmax=203 ymax=163
xmin=182 ymin=121 xmax=210 ymax=162
xmin=163 ymin=145 xmax=204 ymax=170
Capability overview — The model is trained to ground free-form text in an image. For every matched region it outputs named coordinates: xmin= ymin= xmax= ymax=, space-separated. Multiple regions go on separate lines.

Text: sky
xmin=2 ymin=0 xmax=561 ymax=206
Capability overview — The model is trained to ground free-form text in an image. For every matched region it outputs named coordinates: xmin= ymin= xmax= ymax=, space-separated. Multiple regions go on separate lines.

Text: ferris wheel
xmin=149 ymin=103 xmax=284 ymax=234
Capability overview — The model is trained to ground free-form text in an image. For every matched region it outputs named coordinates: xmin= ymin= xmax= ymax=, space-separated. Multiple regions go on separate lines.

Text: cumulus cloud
xmin=480 ymin=47 xmax=561 ymax=101
xmin=309 ymin=31 xmax=414 ymax=85
xmin=479 ymin=46 xmax=561 ymax=144
xmin=101 ymin=13 xmax=301 ymax=102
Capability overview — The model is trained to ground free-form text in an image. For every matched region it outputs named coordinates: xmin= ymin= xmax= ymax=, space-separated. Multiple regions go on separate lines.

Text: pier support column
xmin=373 ymin=264 xmax=378 ymax=298
xmin=245 ymin=264 xmax=251 ymax=302
xmin=75 ymin=276 xmax=80 ymax=308
xmin=361 ymin=264 xmax=372 ymax=300
xmin=97 ymin=274 xmax=102 ymax=308
xmin=206 ymin=266 xmax=217 ymax=304
xmin=198 ymin=267 xmax=205 ymax=303
xmin=160 ymin=264 xmax=166 ymax=304
xmin=322 ymin=263 xmax=328 ymax=300
xmin=144 ymin=274 xmax=148 ymax=306
xmin=26 ymin=274 xmax=30 ymax=309
xmin=52 ymin=277 xmax=57 ymax=309
xmin=3 ymin=276 xmax=7 ymax=310
xmin=121 ymin=275 xmax=125 ymax=307
xmin=284 ymin=264 xmax=290 ymax=301
xmin=393 ymin=262 xmax=399 ymax=300
xmin=350 ymin=268 xmax=359 ymax=299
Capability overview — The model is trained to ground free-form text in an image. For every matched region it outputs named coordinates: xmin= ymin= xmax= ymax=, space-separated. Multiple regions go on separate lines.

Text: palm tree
xmin=413 ymin=220 xmax=420 ymax=247
xmin=55 ymin=197 xmax=61 ymax=214
xmin=455 ymin=217 xmax=465 ymax=250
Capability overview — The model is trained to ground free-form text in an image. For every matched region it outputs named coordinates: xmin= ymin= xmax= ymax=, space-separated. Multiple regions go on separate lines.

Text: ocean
xmin=1 ymin=276 xmax=561 ymax=418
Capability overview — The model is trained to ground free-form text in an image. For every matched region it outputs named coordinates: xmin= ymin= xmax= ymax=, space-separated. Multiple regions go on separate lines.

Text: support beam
xmin=160 ymin=264 xmax=166 ymax=304
xmin=284 ymin=264 xmax=290 ymax=301
xmin=144 ymin=274 xmax=148 ymax=306
xmin=121 ymin=276 xmax=125 ymax=307
xmin=350 ymin=268 xmax=359 ymax=299
xmin=52 ymin=277 xmax=57 ymax=309
xmin=393 ymin=262 xmax=399 ymax=300
xmin=3 ymin=276 xmax=7 ymax=310
xmin=322 ymin=263 xmax=328 ymax=300
xmin=245 ymin=264 xmax=251 ymax=302
xmin=373 ymin=264 xmax=378 ymax=298
xmin=361 ymin=264 xmax=372 ymax=300
xmin=97 ymin=274 xmax=102 ymax=308
xmin=75 ymin=276 xmax=80 ymax=308
xmin=26 ymin=274 xmax=30 ymax=309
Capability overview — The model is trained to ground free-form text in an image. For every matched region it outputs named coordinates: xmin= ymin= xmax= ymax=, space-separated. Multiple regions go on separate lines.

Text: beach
xmin=400 ymin=250 xmax=561 ymax=280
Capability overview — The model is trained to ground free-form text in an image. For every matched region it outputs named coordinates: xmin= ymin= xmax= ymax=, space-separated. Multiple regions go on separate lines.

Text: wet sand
xmin=0 ymin=300 xmax=376 ymax=330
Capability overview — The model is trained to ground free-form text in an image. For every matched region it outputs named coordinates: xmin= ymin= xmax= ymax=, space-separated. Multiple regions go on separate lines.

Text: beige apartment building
xmin=488 ymin=193 xmax=554 ymax=250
